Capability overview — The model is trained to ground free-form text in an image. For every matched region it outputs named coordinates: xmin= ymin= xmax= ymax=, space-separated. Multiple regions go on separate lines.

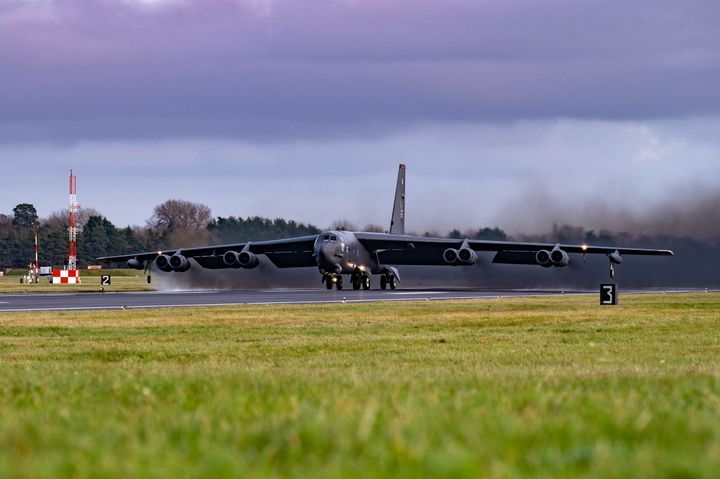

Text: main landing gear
xmin=322 ymin=273 xmax=343 ymax=290
xmin=351 ymin=272 xmax=371 ymax=290
xmin=379 ymin=274 xmax=397 ymax=290
xmin=322 ymin=271 xmax=399 ymax=291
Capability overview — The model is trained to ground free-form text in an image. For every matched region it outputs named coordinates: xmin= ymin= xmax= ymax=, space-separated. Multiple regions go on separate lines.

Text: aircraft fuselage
xmin=314 ymin=231 xmax=378 ymax=275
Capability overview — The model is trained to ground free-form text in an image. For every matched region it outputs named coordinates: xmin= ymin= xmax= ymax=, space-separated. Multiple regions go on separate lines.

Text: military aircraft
xmin=99 ymin=165 xmax=673 ymax=290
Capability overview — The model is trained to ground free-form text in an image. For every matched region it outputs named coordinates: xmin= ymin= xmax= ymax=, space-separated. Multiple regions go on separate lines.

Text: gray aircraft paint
xmin=390 ymin=164 xmax=406 ymax=235
xmin=99 ymin=165 xmax=673 ymax=290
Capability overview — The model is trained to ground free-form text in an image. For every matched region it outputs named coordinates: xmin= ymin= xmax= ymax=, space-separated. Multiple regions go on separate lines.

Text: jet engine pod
xmin=535 ymin=250 xmax=552 ymax=267
xmin=127 ymin=258 xmax=144 ymax=270
xmin=609 ymin=250 xmax=624 ymax=265
xmin=223 ymin=251 xmax=240 ymax=267
xmin=443 ymin=248 xmax=459 ymax=264
xmin=550 ymin=248 xmax=569 ymax=267
xmin=238 ymin=251 xmax=259 ymax=269
xmin=155 ymin=254 xmax=173 ymax=272
xmin=169 ymin=254 xmax=191 ymax=272
xmin=457 ymin=247 xmax=477 ymax=265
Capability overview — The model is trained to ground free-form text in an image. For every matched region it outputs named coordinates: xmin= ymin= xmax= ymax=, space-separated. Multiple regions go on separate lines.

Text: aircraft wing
xmin=98 ymin=235 xmax=319 ymax=269
xmin=354 ymin=232 xmax=673 ymax=266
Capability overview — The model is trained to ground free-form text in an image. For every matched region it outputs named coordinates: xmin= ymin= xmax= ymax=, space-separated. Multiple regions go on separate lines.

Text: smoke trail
xmin=155 ymin=185 xmax=720 ymax=290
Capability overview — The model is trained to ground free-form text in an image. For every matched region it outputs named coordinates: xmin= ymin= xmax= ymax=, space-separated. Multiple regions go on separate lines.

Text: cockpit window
xmin=321 ymin=234 xmax=338 ymax=242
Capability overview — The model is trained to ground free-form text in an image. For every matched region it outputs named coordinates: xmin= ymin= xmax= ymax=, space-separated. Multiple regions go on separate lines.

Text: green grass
xmin=1 ymin=293 xmax=719 ymax=478
xmin=0 ymin=270 xmax=153 ymax=293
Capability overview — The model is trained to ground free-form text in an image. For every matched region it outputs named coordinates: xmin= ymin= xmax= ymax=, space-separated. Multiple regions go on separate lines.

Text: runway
xmin=0 ymin=288 xmax=592 ymax=312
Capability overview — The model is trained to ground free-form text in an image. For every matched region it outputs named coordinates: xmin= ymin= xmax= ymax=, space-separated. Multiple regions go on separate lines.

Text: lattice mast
xmin=68 ymin=170 xmax=78 ymax=270
xmin=34 ymin=224 xmax=39 ymax=270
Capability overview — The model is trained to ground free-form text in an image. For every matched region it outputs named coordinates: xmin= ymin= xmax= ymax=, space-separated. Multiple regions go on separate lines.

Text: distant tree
xmin=208 ymin=216 xmax=321 ymax=243
xmin=146 ymin=199 xmax=213 ymax=248
xmin=79 ymin=216 xmax=116 ymax=265
xmin=552 ymin=223 xmax=586 ymax=243
xmin=330 ymin=219 xmax=357 ymax=231
xmin=44 ymin=207 xmax=103 ymax=230
xmin=585 ymin=229 xmax=617 ymax=245
xmin=473 ymin=227 xmax=508 ymax=241
xmin=11 ymin=203 xmax=38 ymax=229
xmin=363 ymin=224 xmax=386 ymax=233
xmin=0 ymin=213 xmax=11 ymax=235
xmin=448 ymin=229 xmax=463 ymax=239
xmin=147 ymin=199 xmax=212 ymax=232
xmin=38 ymin=223 xmax=69 ymax=267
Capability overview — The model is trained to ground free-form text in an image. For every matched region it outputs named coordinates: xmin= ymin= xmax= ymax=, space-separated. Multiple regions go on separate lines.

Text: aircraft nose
xmin=318 ymin=244 xmax=342 ymax=272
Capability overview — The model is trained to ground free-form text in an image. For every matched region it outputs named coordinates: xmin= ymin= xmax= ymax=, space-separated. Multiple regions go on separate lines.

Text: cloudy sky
xmin=1 ymin=0 xmax=718 ymax=234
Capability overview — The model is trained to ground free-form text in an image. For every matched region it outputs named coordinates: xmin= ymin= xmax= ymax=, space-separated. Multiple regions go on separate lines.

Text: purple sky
xmin=1 ymin=0 xmax=719 ymax=233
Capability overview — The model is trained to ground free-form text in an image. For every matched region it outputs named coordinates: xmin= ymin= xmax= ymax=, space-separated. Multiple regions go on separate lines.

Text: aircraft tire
xmin=380 ymin=275 xmax=387 ymax=290
xmin=325 ymin=278 xmax=333 ymax=290
xmin=389 ymin=276 xmax=397 ymax=289
xmin=362 ymin=275 xmax=371 ymax=290
xmin=352 ymin=277 xmax=361 ymax=290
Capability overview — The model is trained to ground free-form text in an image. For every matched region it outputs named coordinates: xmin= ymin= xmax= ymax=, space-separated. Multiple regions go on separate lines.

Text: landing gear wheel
xmin=352 ymin=276 xmax=361 ymax=290
xmin=362 ymin=275 xmax=371 ymax=290
xmin=325 ymin=277 xmax=333 ymax=290
xmin=380 ymin=275 xmax=387 ymax=290
xmin=389 ymin=275 xmax=397 ymax=290
xmin=336 ymin=276 xmax=343 ymax=290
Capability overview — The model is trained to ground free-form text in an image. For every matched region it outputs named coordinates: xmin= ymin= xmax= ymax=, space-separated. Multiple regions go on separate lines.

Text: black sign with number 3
xmin=600 ymin=284 xmax=618 ymax=305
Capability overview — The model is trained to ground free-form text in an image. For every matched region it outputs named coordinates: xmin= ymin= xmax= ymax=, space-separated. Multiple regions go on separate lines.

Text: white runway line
xmin=384 ymin=291 xmax=446 ymax=295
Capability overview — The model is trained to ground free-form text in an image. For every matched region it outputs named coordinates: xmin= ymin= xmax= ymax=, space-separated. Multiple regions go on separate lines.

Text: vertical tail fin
xmin=389 ymin=164 xmax=406 ymax=235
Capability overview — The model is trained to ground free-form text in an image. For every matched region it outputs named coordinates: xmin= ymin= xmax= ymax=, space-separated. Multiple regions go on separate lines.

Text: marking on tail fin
xmin=389 ymin=164 xmax=406 ymax=235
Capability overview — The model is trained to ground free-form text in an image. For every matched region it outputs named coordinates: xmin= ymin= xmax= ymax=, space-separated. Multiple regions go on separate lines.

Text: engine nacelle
xmin=443 ymin=248 xmax=459 ymax=264
xmin=223 ymin=251 xmax=240 ymax=267
xmin=169 ymin=254 xmax=191 ymax=272
xmin=609 ymin=250 xmax=623 ymax=264
xmin=127 ymin=258 xmax=144 ymax=270
xmin=535 ymin=250 xmax=552 ymax=267
xmin=550 ymin=248 xmax=569 ymax=267
xmin=238 ymin=251 xmax=259 ymax=269
xmin=457 ymin=247 xmax=477 ymax=265
xmin=155 ymin=254 xmax=173 ymax=272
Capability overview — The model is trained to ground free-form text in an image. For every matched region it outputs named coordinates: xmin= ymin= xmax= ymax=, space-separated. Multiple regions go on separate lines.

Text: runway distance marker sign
xmin=600 ymin=284 xmax=618 ymax=305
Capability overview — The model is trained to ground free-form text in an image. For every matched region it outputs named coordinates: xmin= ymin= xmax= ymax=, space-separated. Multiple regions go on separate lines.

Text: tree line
xmin=0 ymin=200 xmax=322 ymax=270
xmin=3 ymin=198 xmax=715 ymax=272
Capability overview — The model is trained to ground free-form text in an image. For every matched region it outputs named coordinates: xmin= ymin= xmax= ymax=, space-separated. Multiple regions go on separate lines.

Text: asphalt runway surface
xmin=1 ymin=288 xmax=714 ymax=313
xmin=0 ymin=287 xmax=606 ymax=312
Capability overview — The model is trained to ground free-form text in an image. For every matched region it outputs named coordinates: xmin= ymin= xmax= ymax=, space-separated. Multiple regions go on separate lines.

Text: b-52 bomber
xmin=99 ymin=165 xmax=673 ymax=290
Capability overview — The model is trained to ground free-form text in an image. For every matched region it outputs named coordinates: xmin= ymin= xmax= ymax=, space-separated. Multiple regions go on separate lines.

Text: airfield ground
xmin=1 ymin=293 xmax=719 ymax=478
xmin=0 ymin=270 xmax=152 ymax=294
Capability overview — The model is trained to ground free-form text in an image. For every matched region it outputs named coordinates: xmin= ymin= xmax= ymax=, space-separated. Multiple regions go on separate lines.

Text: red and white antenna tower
xmin=34 ymin=224 xmax=39 ymax=270
xmin=68 ymin=170 xmax=78 ymax=271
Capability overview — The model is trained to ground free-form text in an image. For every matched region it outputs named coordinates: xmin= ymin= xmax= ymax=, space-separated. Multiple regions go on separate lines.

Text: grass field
xmin=1 ymin=293 xmax=719 ymax=478
xmin=0 ymin=269 xmax=153 ymax=294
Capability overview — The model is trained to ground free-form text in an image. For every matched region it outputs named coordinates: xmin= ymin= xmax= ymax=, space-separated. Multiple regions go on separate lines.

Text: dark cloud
xmin=0 ymin=0 xmax=718 ymax=143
